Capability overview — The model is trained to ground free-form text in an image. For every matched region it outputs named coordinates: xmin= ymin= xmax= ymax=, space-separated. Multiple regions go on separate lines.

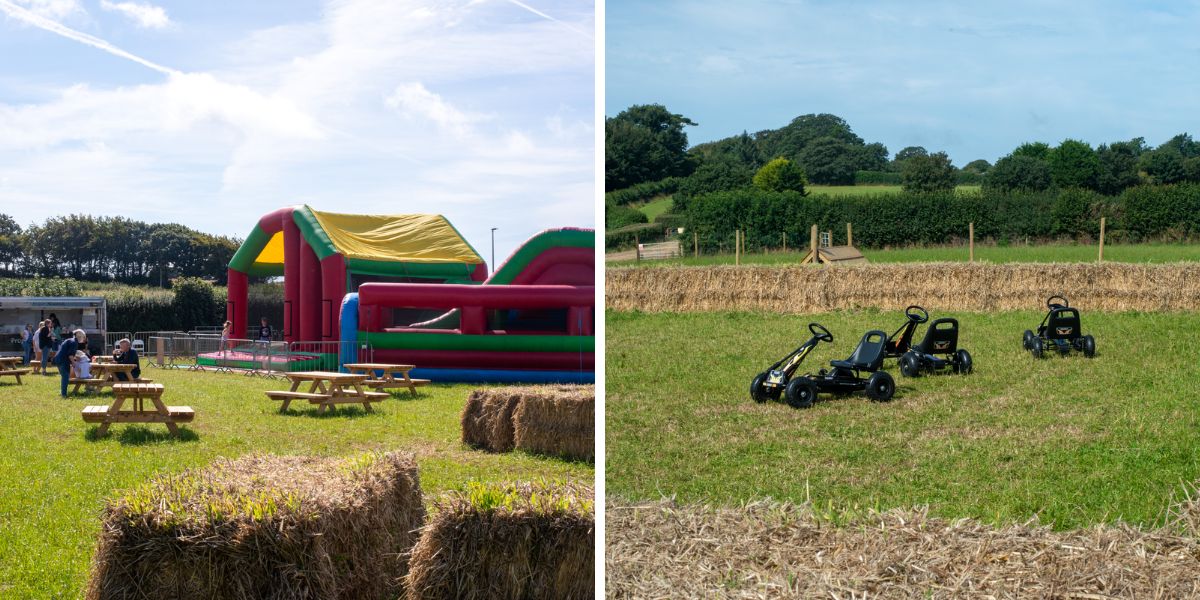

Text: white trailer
xmin=0 ymin=297 xmax=107 ymax=356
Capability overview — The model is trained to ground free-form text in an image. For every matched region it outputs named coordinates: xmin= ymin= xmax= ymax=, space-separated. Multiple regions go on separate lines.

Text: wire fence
xmin=142 ymin=333 xmax=371 ymax=379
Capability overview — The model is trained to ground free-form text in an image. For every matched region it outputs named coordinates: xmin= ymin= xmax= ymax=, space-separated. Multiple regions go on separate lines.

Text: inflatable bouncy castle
xmin=219 ymin=206 xmax=593 ymax=383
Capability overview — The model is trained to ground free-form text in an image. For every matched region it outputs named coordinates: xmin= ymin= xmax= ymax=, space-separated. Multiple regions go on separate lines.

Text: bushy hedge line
xmin=104 ymin=284 xmax=283 ymax=333
xmin=605 ymin=223 xmax=666 ymax=251
xmin=0 ymin=277 xmax=83 ymax=297
xmin=605 ymin=177 xmax=682 ymax=206
xmin=677 ymin=184 xmax=1200 ymax=252
xmin=605 ymin=203 xmax=649 ymax=229
xmin=854 ymin=170 xmax=902 ymax=185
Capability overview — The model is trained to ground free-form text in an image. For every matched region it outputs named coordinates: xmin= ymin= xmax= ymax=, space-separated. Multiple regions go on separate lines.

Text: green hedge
xmin=604 ymin=177 xmax=682 ymax=206
xmin=605 ymin=203 xmax=649 ymax=229
xmin=605 ymin=223 xmax=666 ymax=251
xmin=678 ymin=186 xmax=1179 ymax=253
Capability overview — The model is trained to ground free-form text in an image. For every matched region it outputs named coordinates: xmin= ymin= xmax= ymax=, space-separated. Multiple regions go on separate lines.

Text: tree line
xmin=605 ymin=103 xmax=1200 ymax=202
xmin=0 ymin=214 xmax=240 ymax=285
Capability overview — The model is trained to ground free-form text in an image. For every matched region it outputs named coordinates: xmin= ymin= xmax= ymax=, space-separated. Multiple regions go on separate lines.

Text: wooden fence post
xmin=969 ymin=222 xmax=975 ymax=263
xmin=634 ymin=234 xmax=640 ymax=261
xmin=1098 ymin=217 xmax=1106 ymax=263
xmin=782 ymin=231 xmax=786 ymax=252
xmin=693 ymin=231 xmax=698 ymax=257
xmin=847 ymin=222 xmax=853 ymax=247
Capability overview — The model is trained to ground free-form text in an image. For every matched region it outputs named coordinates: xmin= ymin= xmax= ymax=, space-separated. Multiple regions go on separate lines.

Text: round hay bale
xmin=86 ymin=451 xmax=424 ymax=600
xmin=406 ymin=481 xmax=594 ymax=600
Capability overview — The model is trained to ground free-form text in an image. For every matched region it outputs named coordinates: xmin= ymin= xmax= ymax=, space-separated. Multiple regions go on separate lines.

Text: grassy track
xmin=0 ymin=369 xmax=590 ymax=597
xmin=634 ymin=195 xmax=674 ymax=221
xmin=609 ymin=242 xmax=1200 ymax=267
xmin=606 ymin=309 xmax=1200 ymax=530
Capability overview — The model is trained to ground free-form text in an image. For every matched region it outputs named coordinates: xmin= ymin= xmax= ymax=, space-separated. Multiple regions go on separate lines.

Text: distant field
xmin=608 ymin=243 xmax=1200 ymax=266
xmin=634 ymin=195 xmax=673 ymax=221
xmin=606 ymin=308 xmax=1200 ymax=530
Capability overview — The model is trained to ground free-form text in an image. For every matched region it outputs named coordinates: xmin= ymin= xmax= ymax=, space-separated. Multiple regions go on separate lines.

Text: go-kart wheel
xmin=899 ymin=351 xmax=921 ymax=378
xmin=1022 ymin=329 xmax=1034 ymax=350
xmin=1030 ymin=337 xmax=1044 ymax=359
xmin=1083 ymin=335 xmax=1096 ymax=358
xmin=784 ymin=378 xmax=818 ymax=409
xmin=750 ymin=373 xmax=769 ymax=403
xmin=865 ymin=371 xmax=895 ymax=402
xmin=954 ymin=349 xmax=973 ymax=374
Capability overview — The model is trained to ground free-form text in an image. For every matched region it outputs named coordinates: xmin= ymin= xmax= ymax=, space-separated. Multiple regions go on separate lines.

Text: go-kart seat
xmin=1043 ymin=308 xmax=1081 ymax=340
xmin=830 ymin=330 xmax=887 ymax=372
xmin=913 ymin=318 xmax=959 ymax=355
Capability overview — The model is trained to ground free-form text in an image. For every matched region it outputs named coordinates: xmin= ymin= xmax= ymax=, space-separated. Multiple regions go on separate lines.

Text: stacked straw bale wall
xmin=407 ymin=482 xmax=595 ymax=600
xmin=86 ymin=452 xmax=424 ymax=600
xmin=607 ymin=263 xmax=1200 ymax=313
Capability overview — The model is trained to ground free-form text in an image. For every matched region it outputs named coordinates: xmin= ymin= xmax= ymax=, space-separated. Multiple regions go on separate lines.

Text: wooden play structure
xmin=801 ymin=223 xmax=867 ymax=265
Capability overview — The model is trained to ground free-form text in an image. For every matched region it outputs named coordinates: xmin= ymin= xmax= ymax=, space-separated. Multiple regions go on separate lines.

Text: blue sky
xmin=0 ymin=0 xmax=594 ymax=263
xmin=606 ymin=0 xmax=1200 ymax=166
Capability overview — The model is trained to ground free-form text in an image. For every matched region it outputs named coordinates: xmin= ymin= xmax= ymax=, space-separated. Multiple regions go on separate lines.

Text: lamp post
xmin=490 ymin=227 xmax=498 ymax=275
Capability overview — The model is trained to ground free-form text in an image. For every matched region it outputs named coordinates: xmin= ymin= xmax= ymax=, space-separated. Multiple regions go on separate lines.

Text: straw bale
xmin=407 ymin=481 xmax=594 ymax=600
xmin=607 ymin=262 xmax=1200 ymax=313
xmin=607 ymin=499 xmax=1200 ymax=599
xmin=513 ymin=385 xmax=595 ymax=462
xmin=86 ymin=451 xmax=424 ymax=600
xmin=461 ymin=388 xmax=524 ymax=452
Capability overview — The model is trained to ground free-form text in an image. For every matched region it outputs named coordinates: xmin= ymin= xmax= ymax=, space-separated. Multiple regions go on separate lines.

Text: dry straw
xmin=406 ymin=481 xmax=595 ymax=600
xmin=607 ymin=263 xmax=1200 ymax=313
xmin=461 ymin=388 xmax=524 ymax=452
xmin=86 ymin=451 xmax=424 ymax=600
xmin=513 ymin=385 xmax=595 ymax=462
xmin=462 ymin=386 xmax=595 ymax=462
xmin=607 ymin=499 xmax=1200 ymax=599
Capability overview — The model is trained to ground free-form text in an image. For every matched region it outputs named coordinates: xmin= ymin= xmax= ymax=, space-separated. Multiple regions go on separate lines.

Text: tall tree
xmin=605 ymin=104 xmax=697 ymax=191
xmin=1047 ymin=139 xmax=1100 ymax=189
xmin=752 ymin=157 xmax=808 ymax=194
xmin=797 ymin=137 xmax=859 ymax=185
xmin=1011 ymin=142 xmax=1051 ymax=161
xmin=901 ymin=152 xmax=956 ymax=194
xmin=1095 ymin=138 xmax=1145 ymax=195
xmin=984 ymin=155 xmax=1052 ymax=192
xmin=0 ymin=214 xmax=21 ymax=273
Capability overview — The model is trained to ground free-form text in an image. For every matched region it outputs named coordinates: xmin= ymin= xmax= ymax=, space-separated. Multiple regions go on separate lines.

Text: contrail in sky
xmin=0 ymin=0 xmax=179 ymax=75
xmin=504 ymin=0 xmax=592 ymax=39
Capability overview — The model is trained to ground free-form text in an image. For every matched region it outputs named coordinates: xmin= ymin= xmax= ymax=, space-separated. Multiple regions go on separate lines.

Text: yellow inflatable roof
xmin=307 ymin=209 xmax=481 ymax=263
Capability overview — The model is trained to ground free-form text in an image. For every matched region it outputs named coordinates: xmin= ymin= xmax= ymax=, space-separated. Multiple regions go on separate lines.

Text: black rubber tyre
xmin=865 ymin=371 xmax=895 ymax=402
xmin=784 ymin=378 xmax=818 ymax=409
xmin=1022 ymin=330 xmax=1034 ymax=350
xmin=899 ymin=351 xmax=921 ymax=378
xmin=955 ymin=349 xmax=973 ymax=374
xmin=1030 ymin=337 xmax=1043 ymax=359
xmin=1083 ymin=335 xmax=1096 ymax=358
xmin=750 ymin=373 xmax=769 ymax=403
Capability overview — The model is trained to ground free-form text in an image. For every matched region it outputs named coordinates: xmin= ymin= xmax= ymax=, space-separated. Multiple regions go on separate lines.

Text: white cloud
xmin=8 ymin=0 xmax=80 ymax=20
xmin=385 ymin=82 xmax=483 ymax=138
xmin=99 ymin=0 xmax=168 ymax=29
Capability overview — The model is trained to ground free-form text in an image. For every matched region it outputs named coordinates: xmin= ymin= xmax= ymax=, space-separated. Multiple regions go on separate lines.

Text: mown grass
xmin=608 ymin=242 xmax=1200 ymax=267
xmin=634 ymin=194 xmax=674 ymax=221
xmin=606 ymin=309 xmax=1200 ymax=530
xmin=0 ymin=368 xmax=591 ymax=597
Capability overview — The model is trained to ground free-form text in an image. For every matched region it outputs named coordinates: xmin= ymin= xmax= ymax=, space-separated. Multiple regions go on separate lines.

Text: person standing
xmin=20 ymin=324 xmax=32 ymax=365
xmin=55 ymin=329 xmax=86 ymax=398
xmin=221 ymin=320 xmax=233 ymax=353
xmin=38 ymin=319 xmax=54 ymax=376
xmin=257 ymin=317 xmax=273 ymax=342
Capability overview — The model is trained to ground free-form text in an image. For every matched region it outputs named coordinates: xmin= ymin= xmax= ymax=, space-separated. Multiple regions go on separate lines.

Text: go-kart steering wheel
xmin=905 ymin=305 xmax=929 ymax=323
xmin=809 ymin=323 xmax=833 ymax=343
xmin=1047 ymin=295 xmax=1069 ymax=309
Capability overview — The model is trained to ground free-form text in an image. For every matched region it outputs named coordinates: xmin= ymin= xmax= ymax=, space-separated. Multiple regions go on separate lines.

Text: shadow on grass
xmin=275 ymin=406 xmax=381 ymax=419
xmin=85 ymin=425 xmax=199 ymax=445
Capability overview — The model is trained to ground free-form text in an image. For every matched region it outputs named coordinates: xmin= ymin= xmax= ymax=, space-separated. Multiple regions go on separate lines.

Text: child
xmin=73 ymin=350 xmax=92 ymax=379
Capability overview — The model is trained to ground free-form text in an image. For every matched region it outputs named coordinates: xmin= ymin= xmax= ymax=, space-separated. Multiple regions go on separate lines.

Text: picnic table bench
xmin=265 ymin=371 xmax=389 ymax=413
xmin=343 ymin=363 xmax=429 ymax=397
xmin=81 ymin=383 xmax=194 ymax=437
xmin=70 ymin=362 xmax=152 ymax=395
xmin=0 ymin=357 xmax=31 ymax=384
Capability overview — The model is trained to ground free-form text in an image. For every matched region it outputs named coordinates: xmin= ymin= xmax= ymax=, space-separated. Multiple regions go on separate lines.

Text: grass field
xmin=0 ymin=368 xmax=591 ymax=597
xmin=606 ymin=308 xmax=1200 ymax=531
xmin=608 ymin=242 xmax=1200 ymax=266
xmin=634 ymin=194 xmax=674 ymax=221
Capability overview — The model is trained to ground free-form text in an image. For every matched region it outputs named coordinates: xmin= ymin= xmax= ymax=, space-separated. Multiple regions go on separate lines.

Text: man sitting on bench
xmin=112 ymin=338 xmax=142 ymax=382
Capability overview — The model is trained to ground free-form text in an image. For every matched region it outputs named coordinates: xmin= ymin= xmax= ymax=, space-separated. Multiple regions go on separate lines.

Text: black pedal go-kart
xmin=750 ymin=323 xmax=896 ymax=409
xmin=1023 ymin=295 xmax=1095 ymax=358
xmin=883 ymin=305 xmax=972 ymax=376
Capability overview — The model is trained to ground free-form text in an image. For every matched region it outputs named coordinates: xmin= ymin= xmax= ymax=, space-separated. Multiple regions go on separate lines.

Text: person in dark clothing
xmin=55 ymin=329 xmax=85 ymax=398
xmin=38 ymin=320 xmax=54 ymax=376
xmin=112 ymin=338 xmax=141 ymax=381
xmin=257 ymin=317 xmax=273 ymax=342
xmin=49 ymin=313 xmax=61 ymax=330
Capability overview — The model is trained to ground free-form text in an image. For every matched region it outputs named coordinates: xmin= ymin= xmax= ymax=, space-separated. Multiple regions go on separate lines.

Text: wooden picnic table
xmin=265 ymin=371 xmax=388 ymax=413
xmin=0 ymin=356 xmax=31 ymax=384
xmin=343 ymin=363 xmax=429 ymax=397
xmin=71 ymin=362 xmax=149 ymax=395
xmin=81 ymin=383 xmax=194 ymax=438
